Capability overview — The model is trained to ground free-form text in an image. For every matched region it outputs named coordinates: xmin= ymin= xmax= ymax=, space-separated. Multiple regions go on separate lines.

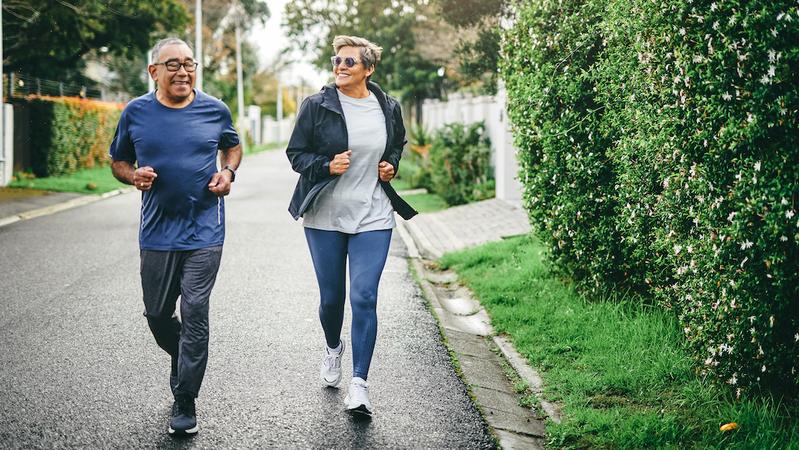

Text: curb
xmin=0 ymin=187 xmax=135 ymax=228
xmin=397 ymin=218 xmax=563 ymax=447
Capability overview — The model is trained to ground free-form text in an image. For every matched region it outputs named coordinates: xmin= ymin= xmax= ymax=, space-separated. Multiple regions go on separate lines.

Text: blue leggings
xmin=304 ymin=228 xmax=393 ymax=380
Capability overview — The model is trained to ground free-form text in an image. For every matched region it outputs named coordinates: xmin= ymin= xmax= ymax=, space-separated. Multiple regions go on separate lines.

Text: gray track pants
xmin=140 ymin=245 xmax=223 ymax=399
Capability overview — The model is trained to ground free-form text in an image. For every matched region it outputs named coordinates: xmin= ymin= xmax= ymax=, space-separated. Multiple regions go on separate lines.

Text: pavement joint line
xmin=0 ymin=187 xmax=135 ymax=228
xmin=401 ymin=230 xmax=552 ymax=448
xmin=429 ymin=214 xmax=466 ymax=250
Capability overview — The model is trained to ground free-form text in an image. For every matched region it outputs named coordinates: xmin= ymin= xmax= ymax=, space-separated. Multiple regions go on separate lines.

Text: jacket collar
xmin=320 ymin=81 xmax=390 ymax=116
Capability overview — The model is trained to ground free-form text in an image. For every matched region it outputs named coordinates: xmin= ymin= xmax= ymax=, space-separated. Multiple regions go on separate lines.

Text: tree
xmin=180 ymin=0 xmax=270 ymax=121
xmin=283 ymin=0 xmax=446 ymax=120
xmin=2 ymin=1 xmax=190 ymax=83
xmin=432 ymin=0 xmax=506 ymax=94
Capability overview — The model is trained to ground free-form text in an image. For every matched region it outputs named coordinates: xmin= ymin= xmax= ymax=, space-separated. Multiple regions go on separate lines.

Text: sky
xmin=250 ymin=0 xmax=330 ymax=88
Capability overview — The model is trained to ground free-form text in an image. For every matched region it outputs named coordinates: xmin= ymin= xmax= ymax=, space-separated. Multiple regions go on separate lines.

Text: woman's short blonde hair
xmin=332 ymin=35 xmax=383 ymax=70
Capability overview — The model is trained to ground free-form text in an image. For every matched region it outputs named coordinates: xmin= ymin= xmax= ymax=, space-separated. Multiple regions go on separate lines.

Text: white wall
xmin=0 ymin=104 xmax=12 ymax=187
xmin=421 ymin=83 xmax=523 ymax=203
xmin=261 ymin=115 xmax=295 ymax=145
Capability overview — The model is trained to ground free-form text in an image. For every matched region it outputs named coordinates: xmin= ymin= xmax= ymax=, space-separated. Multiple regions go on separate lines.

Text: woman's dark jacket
xmin=286 ymin=81 xmax=418 ymax=221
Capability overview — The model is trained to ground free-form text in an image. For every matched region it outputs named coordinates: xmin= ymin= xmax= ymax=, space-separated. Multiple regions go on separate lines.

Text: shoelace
xmin=324 ymin=352 xmax=341 ymax=370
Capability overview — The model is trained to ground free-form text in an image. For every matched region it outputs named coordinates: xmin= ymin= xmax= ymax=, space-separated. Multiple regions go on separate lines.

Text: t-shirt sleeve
xmin=219 ymin=103 xmax=240 ymax=149
xmin=108 ymin=107 xmax=136 ymax=162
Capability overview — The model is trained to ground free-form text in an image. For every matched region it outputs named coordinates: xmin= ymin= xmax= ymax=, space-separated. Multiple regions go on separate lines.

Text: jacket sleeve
xmin=387 ymin=101 xmax=406 ymax=173
xmin=286 ymin=98 xmax=331 ymax=183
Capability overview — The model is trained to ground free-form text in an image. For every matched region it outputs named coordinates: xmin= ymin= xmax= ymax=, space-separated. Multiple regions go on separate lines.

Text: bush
xmin=428 ymin=121 xmax=494 ymax=205
xmin=20 ymin=96 xmax=122 ymax=177
xmin=399 ymin=122 xmax=434 ymax=190
xmin=503 ymin=0 xmax=799 ymax=395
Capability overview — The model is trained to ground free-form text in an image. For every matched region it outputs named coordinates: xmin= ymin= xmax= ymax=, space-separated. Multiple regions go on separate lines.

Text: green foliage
xmin=441 ymin=236 xmax=799 ymax=448
xmin=283 ymin=0 xmax=443 ymax=103
xmin=2 ymin=1 xmax=189 ymax=82
xmin=503 ymin=0 xmax=799 ymax=395
xmin=428 ymin=122 xmax=494 ymax=205
xmin=22 ymin=97 xmax=122 ymax=177
xmin=432 ymin=0 xmax=506 ymax=93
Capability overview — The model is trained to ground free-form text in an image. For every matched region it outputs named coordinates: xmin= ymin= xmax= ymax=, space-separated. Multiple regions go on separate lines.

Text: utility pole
xmin=234 ymin=3 xmax=246 ymax=151
xmin=147 ymin=50 xmax=154 ymax=92
xmin=195 ymin=0 xmax=203 ymax=90
xmin=0 ymin=0 xmax=7 ymax=187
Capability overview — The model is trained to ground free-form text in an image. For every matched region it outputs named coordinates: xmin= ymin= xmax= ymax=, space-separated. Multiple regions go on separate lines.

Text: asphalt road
xmin=0 ymin=150 xmax=495 ymax=449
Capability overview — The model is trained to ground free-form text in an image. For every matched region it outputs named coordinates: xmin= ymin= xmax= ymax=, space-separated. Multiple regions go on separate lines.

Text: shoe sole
xmin=168 ymin=425 xmax=199 ymax=435
xmin=322 ymin=373 xmax=342 ymax=388
xmin=346 ymin=404 xmax=373 ymax=417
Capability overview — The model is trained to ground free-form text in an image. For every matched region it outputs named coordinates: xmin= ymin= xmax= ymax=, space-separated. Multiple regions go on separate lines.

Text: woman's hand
xmin=378 ymin=161 xmax=395 ymax=182
xmin=330 ymin=150 xmax=352 ymax=175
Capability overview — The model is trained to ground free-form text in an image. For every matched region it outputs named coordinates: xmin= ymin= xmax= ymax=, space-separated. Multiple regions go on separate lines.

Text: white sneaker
xmin=344 ymin=377 xmax=373 ymax=416
xmin=320 ymin=341 xmax=345 ymax=387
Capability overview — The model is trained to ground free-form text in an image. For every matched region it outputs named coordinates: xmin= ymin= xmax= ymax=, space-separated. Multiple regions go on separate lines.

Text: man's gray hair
xmin=332 ymin=35 xmax=382 ymax=70
xmin=150 ymin=37 xmax=193 ymax=63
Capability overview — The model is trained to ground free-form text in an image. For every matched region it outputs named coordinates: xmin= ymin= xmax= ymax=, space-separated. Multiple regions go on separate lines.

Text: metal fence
xmin=3 ymin=72 xmax=103 ymax=100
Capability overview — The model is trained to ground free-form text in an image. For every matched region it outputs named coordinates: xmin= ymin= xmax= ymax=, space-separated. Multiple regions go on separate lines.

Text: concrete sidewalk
xmin=402 ymin=198 xmax=531 ymax=259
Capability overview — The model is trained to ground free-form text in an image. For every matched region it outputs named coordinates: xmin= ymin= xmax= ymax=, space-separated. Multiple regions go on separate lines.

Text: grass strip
xmin=10 ymin=166 xmax=125 ymax=195
xmin=403 ymin=193 xmax=448 ymax=213
xmin=440 ymin=235 xmax=799 ymax=449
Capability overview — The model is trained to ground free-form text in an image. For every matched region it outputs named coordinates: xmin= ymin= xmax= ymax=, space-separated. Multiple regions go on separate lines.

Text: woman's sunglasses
xmin=330 ymin=56 xmax=361 ymax=68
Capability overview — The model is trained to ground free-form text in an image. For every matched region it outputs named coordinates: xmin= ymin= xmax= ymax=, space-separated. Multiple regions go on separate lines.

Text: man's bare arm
xmin=111 ymin=160 xmax=157 ymax=191
xmin=208 ymin=144 xmax=243 ymax=196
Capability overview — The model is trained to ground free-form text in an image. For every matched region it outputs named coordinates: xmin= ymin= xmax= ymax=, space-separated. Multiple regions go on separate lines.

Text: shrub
xmin=399 ymin=122 xmax=434 ymax=190
xmin=20 ymin=96 xmax=122 ymax=177
xmin=428 ymin=121 xmax=494 ymax=205
xmin=503 ymin=0 xmax=799 ymax=395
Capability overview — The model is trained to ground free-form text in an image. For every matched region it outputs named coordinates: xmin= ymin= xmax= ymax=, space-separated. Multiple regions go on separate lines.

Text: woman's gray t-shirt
xmin=302 ymin=90 xmax=396 ymax=233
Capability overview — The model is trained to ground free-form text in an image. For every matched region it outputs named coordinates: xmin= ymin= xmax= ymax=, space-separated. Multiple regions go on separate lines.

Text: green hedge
xmin=503 ymin=0 xmax=799 ymax=395
xmin=22 ymin=96 xmax=122 ymax=177
xmin=428 ymin=121 xmax=495 ymax=205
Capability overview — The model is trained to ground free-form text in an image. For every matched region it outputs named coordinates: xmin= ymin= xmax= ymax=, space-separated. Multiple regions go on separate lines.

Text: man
xmin=109 ymin=37 xmax=241 ymax=435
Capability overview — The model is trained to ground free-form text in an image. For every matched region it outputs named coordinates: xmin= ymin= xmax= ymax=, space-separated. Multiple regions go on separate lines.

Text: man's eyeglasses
xmin=330 ymin=56 xmax=361 ymax=68
xmin=154 ymin=60 xmax=199 ymax=72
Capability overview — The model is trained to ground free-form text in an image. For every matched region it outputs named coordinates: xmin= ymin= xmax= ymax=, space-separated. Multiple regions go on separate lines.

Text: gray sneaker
xmin=344 ymin=377 xmax=373 ymax=416
xmin=168 ymin=396 xmax=198 ymax=435
xmin=320 ymin=341 xmax=345 ymax=387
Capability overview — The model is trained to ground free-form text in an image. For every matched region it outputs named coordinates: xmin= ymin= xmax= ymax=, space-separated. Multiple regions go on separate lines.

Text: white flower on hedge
xmin=727 ymin=212 xmax=736 ymax=222
xmin=674 ymin=244 xmax=682 ymax=255
xmin=762 ymin=365 xmax=767 ymax=373
xmin=727 ymin=374 xmax=737 ymax=385
xmin=722 ymin=92 xmax=732 ymax=101
xmin=786 ymin=210 xmax=795 ymax=219
xmin=771 ymin=28 xmax=778 ymax=37
xmin=782 ymin=197 xmax=789 ymax=206
xmin=769 ymin=316 xmax=774 ymax=328
xmin=768 ymin=49 xmax=777 ymax=63
xmin=710 ymin=2 xmax=717 ymax=10
xmin=740 ymin=241 xmax=753 ymax=250
xmin=749 ymin=316 xmax=757 ymax=324
xmin=754 ymin=161 xmax=761 ymax=171
xmin=781 ymin=235 xmax=788 ymax=242
xmin=794 ymin=333 xmax=798 ymax=342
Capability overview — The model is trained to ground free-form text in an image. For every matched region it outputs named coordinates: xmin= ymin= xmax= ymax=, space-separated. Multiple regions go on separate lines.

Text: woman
xmin=286 ymin=35 xmax=417 ymax=416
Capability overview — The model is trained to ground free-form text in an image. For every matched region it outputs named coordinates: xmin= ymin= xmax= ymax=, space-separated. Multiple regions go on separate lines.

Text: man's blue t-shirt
xmin=109 ymin=90 xmax=240 ymax=251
